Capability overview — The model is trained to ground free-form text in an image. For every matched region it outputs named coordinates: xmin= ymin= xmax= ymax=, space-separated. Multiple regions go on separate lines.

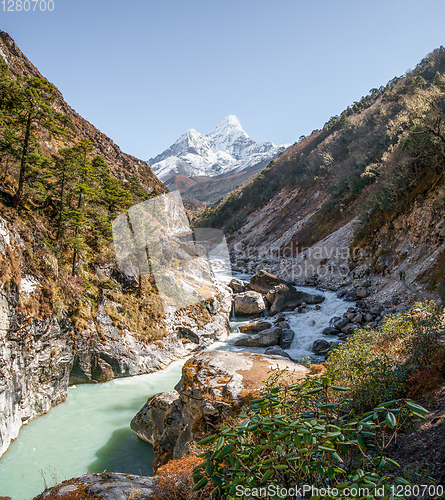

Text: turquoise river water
xmin=0 ymin=263 xmax=349 ymax=500
xmin=0 ymin=359 xmax=184 ymax=500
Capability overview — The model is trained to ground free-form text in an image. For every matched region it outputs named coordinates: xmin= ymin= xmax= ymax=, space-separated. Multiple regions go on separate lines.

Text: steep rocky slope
xmin=0 ymin=30 xmax=164 ymax=194
xmin=198 ymin=47 xmax=445 ymax=305
xmin=0 ymin=213 xmax=232 ymax=458
xmin=0 ymin=32 xmax=233 ymax=460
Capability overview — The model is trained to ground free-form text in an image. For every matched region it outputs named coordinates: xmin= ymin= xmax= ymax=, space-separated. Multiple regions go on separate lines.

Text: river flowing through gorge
xmin=0 ymin=265 xmax=350 ymax=500
xmin=0 ymin=361 xmax=184 ymax=500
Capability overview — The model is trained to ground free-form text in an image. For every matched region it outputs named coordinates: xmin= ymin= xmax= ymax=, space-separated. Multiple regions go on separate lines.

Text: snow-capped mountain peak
xmin=149 ymin=116 xmax=290 ymax=181
xmin=208 ymin=115 xmax=243 ymax=136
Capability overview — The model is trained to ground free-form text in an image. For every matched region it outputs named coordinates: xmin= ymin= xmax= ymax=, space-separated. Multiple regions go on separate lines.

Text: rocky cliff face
xmin=0 ymin=306 xmax=73 ymax=458
xmin=0 ymin=216 xmax=231 ymax=458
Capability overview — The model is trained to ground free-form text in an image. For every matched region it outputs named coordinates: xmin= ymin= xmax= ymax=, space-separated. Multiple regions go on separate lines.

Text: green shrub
xmin=326 ymin=314 xmax=411 ymax=411
xmin=192 ymin=374 xmax=428 ymax=500
xmin=326 ymin=301 xmax=444 ymax=412
xmin=403 ymin=301 xmax=444 ymax=368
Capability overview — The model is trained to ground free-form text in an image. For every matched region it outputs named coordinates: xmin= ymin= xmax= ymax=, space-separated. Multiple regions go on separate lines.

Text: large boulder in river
xmin=248 ymin=270 xmax=284 ymax=294
xmin=131 ymin=351 xmax=309 ymax=470
xmin=235 ymin=327 xmax=281 ymax=347
xmin=341 ymin=323 xmax=359 ymax=335
xmin=239 ymin=320 xmax=272 ymax=334
xmin=228 ymin=278 xmax=245 ymax=293
xmin=234 ymin=291 xmax=265 ymax=316
xmin=279 ymin=328 xmax=295 ymax=349
xmin=270 ymin=290 xmax=325 ymax=315
xmin=333 ymin=318 xmax=349 ymax=330
xmin=312 ymin=339 xmax=330 ymax=354
xmin=265 ymin=346 xmax=292 ymax=360
xmin=343 ymin=290 xmax=358 ymax=302
xmin=329 ymin=316 xmax=342 ymax=326
xmin=322 ymin=327 xmax=339 ymax=336
xmin=266 ymin=283 xmax=290 ymax=304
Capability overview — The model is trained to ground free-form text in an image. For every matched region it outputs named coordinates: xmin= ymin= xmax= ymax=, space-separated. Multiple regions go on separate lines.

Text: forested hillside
xmin=0 ymin=32 xmax=231 ymax=458
xmin=0 ymin=39 xmax=167 ymax=328
xmin=0 ymin=30 xmax=164 ymax=193
xmin=198 ymin=46 xmax=445 ymax=293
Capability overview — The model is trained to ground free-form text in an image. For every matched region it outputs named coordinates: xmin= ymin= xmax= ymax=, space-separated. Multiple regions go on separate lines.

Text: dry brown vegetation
xmin=197 ymin=47 xmax=445 ymax=267
xmin=151 ymin=455 xmax=213 ymax=500
xmin=103 ymin=275 xmax=166 ymax=342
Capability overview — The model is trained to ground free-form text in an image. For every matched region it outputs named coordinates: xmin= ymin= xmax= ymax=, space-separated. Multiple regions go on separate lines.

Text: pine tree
xmin=1 ymin=70 xmax=72 ymax=208
xmin=70 ymin=139 xmax=95 ymax=276
xmin=52 ymin=146 xmax=79 ymax=239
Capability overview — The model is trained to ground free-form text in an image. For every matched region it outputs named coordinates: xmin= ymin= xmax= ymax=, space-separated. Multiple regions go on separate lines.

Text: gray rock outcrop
xmin=131 ymin=350 xmax=309 ymax=469
xmin=35 ymin=473 xmax=155 ymax=500
xmin=0 ymin=312 xmax=74 ymax=459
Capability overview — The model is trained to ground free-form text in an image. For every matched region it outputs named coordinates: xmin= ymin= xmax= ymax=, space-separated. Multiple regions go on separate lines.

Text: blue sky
xmin=2 ymin=0 xmax=445 ymax=160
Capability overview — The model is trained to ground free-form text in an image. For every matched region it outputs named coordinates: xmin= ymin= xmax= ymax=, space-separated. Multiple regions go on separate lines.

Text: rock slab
xmin=131 ymin=350 xmax=309 ymax=470
xmin=35 ymin=473 xmax=155 ymax=500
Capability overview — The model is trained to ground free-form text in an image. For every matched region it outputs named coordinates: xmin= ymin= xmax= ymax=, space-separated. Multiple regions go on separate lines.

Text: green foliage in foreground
xmin=326 ymin=301 xmax=444 ymax=412
xmin=192 ymin=374 xmax=429 ymax=500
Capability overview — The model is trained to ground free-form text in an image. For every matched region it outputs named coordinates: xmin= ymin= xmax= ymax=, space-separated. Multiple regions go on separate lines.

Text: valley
xmin=1 ymin=29 xmax=445 ymax=500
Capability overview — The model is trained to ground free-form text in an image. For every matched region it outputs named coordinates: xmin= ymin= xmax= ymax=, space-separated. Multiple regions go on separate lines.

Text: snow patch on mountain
xmin=149 ymin=116 xmax=290 ymax=181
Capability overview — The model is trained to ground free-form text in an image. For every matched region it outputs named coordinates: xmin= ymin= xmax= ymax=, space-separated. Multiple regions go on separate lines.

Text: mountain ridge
xmin=197 ymin=46 xmax=445 ymax=304
xmin=0 ymin=30 xmax=165 ymax=195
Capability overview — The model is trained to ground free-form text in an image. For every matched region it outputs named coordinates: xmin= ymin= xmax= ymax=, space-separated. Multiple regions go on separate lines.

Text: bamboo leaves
xmin=193 ymin=374 xmax=429 ymax=499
